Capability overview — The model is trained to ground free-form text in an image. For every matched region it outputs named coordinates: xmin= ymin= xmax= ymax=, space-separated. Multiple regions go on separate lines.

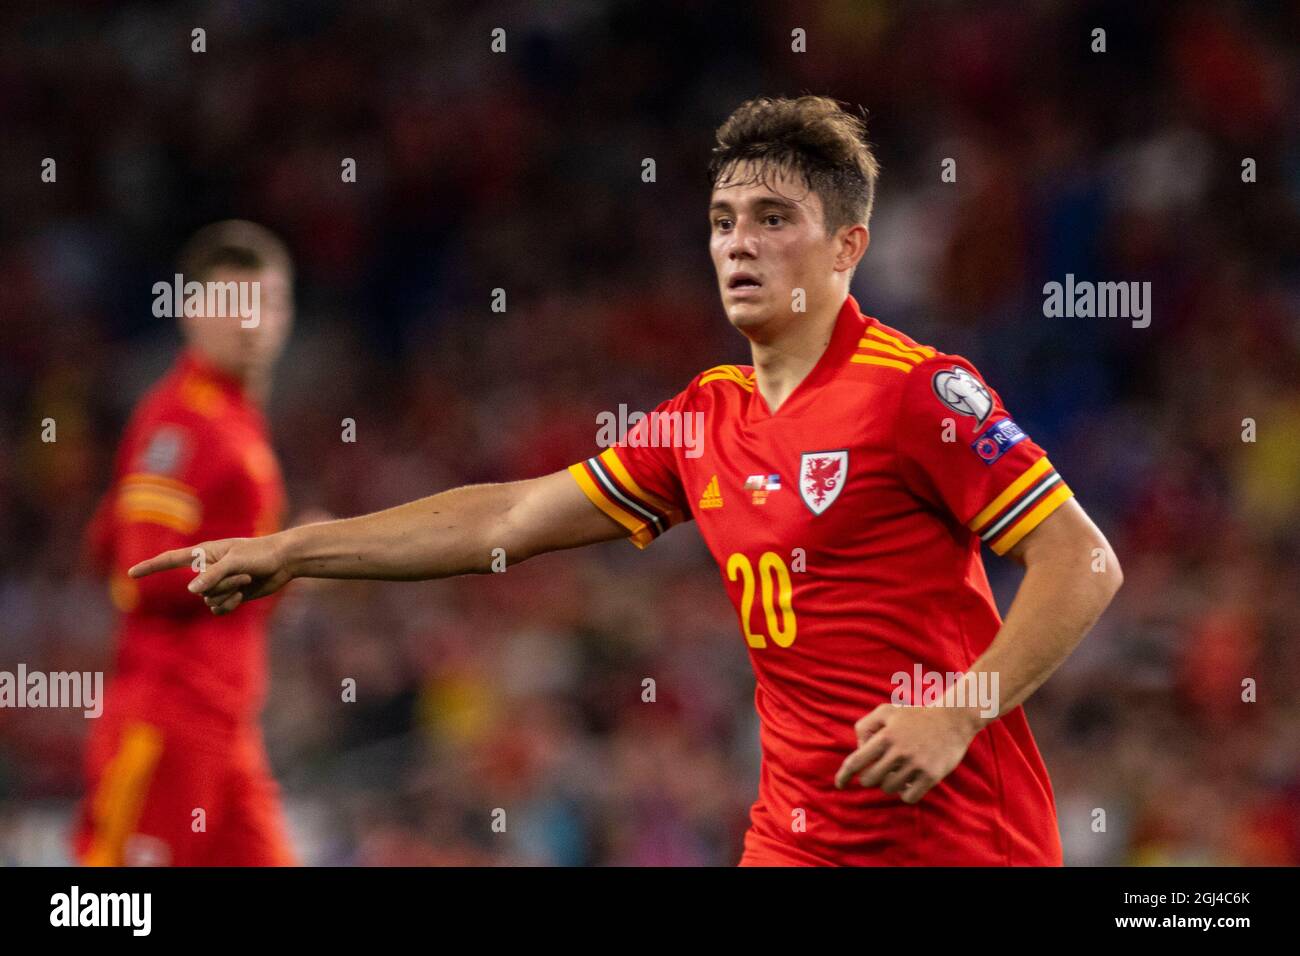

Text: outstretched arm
xmin=129 ymin=469 xmax=627 ymax=614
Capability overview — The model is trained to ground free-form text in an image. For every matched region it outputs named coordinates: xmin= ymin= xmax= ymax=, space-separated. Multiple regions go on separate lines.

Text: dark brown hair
xmin=708 ymin=96 xmax=879 ymax=233
xmin=176 ymin=219 xmax=293 ymax=282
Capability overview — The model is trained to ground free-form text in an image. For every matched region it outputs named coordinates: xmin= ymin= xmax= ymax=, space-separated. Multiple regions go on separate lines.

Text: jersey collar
xmin=178 ymin=349 xmax=250 ymax=405
xmin=750 ymin=294 xmax=873 ymax=420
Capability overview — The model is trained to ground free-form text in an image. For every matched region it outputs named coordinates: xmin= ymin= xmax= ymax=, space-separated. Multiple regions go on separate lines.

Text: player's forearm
xmin=280 ymin=482 xmax=519 ymax=582
xmin=958 ymin=548 xmax=1121 ymax=730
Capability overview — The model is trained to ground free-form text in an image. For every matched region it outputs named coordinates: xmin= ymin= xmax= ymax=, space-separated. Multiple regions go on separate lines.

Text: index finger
xmin=834 ymin=733 xmax=891 ymax=790
xmin=128 ymin=547 xmax=199 ymax=579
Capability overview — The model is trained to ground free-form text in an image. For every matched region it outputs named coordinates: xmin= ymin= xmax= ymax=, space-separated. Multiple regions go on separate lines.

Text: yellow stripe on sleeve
xmin=121 ymin=473 xmax=199 ymax=495
xmin=989 ymin=484 xmax=1075 ymax=555
xmin=118 ymin=486 xmax=199 ymax=514
xmin=116 ymin=485 xmax=201 ymax=533
xmin=567 ymin=462 xmax=654 ymax=549
xmin=597 ymin=448 xmax=680 ymax=523
xmin=116 ymin=507 xmax=200 ymax=534
xmin=969 ymin=457 xmax=1055 ymax=532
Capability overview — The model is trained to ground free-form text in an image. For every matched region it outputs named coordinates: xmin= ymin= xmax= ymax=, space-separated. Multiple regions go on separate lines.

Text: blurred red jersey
xmin=569 ymin=295 xmax=1072 ymax=866
xmin=75 ymin=350 xmax=292 ymax=866
xmin=87 ymin=349 xmax=286 ymax=731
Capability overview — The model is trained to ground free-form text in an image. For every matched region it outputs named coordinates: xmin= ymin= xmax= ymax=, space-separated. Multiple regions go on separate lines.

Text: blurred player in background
xmin=74 ymin=221 xmax=296 ymax=865
xmin=131 ymin=99 xmax=1123 ymax=866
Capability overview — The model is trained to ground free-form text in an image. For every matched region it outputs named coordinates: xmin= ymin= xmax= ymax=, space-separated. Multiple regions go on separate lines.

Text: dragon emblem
xmin=799 ymin=451 xmax=848 ymax=515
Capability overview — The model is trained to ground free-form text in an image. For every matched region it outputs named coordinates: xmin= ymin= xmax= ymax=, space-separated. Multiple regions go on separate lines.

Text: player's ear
xmin=834 ymin=223 xmax=869 ymax=275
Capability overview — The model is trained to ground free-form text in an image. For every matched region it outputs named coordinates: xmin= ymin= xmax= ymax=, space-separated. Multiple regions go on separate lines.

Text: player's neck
xmin=748 ymin=300 xmax=841 ymax=414
xmin=184 ymin=348 xmax=267 ymax=406
xmin=243 ymin=370 xmax=270 ymax=406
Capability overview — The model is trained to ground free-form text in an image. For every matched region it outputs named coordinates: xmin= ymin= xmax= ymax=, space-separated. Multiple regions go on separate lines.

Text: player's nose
xmin=727 ymin=230 xmax=759 ymax=259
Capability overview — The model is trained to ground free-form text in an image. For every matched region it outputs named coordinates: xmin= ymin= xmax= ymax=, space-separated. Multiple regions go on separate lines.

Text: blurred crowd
xmin=1 ymin=1 xmax=1297 ymax=865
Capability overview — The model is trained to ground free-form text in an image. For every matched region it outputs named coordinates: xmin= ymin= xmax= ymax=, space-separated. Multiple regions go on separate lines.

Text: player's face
xmin=709 ymin=161 xmax=842 ymax=337
xmin=182 ymin=265 xmax=294 ymax=381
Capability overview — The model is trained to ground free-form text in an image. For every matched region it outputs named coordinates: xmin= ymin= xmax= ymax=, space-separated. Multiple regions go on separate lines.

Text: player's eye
xmin=714 ymin=217 xmax=733 ymax=231
xmin=764 ymin=214 xmax=785 ymax=226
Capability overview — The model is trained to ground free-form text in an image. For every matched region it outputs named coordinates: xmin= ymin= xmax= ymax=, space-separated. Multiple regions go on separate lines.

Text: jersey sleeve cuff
xmin=968 ymin=457 xmax=1074 ymax=555
xmin=116 ymin=473 xmax=202 ymax=534
xmin=567 ymin=448 xmax=682 ymax=549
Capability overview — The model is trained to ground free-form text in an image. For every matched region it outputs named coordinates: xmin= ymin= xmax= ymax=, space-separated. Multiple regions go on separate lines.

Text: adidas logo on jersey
xmin=698 ymin=475 xmax=724 ymax=510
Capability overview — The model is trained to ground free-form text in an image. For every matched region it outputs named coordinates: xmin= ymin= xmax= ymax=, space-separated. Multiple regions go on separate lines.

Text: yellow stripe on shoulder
xmin=849 ymin=355 xmax=915 ymax=373
xmin=178 ymin=376 xmax=226 ymax=417
xmin=699 ymin=365 xmax=755 ymax=392
xmin=854 ymin=339 xmax=926 ymax=364
xmin=865 ymin=326 xmax=937 ymax=359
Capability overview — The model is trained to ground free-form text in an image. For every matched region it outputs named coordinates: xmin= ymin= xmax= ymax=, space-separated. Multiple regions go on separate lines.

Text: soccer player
xmin=130 ymin=98 xmax=1122 ymax=866
xmin=75 ymin=221 xmax=297 ymax=865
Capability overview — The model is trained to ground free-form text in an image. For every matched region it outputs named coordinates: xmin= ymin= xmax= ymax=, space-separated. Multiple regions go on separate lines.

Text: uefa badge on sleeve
xmin=931 ymin=366 xmax=992 ymax=426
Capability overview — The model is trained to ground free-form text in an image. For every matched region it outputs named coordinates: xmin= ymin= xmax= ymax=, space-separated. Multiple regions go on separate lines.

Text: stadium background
xmin=1 ymin=1 xmax=1297 ymax=865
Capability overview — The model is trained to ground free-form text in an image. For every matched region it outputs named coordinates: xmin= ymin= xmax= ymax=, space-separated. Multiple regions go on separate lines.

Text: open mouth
xmin=728 ymin=273 xmax=762 ymax=290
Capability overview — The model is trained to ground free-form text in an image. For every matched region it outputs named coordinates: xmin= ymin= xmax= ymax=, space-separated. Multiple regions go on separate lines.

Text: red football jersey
xmin=86 ymin=350 xmax=286 ymax=735
xmin=569 ymin=295 xmax=1074 ymax=865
